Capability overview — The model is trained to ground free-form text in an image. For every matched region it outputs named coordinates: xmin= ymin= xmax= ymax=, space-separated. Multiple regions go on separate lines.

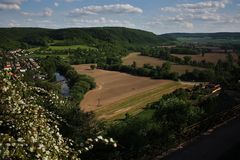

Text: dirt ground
xmin=171 ymin=52 xmax=238 ymax=64
xmin=122 ymin=52 xmax=205 ymax=74
xmin=122 ymin=52 xmax=169 ymax=67
xmin=72 ymin=64 xmax=172 ymax=112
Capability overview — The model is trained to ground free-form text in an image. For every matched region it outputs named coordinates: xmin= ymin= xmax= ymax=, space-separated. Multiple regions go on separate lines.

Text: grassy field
xmin=95 ymin=82 xmax=190 ymax=121
xmin=136 ymin=109 xmax=155 ymax=120
xmin=28 ymin=53 xmax=69 ymax=60
xmin=48 ymin=45 xmax=96 ymax=50
xmin=27 ymin=44 xmax=95 ymax=60
xmin=27 ymin=44 xmax=96 ymax=52
xmin=171 ymin=53 xmax=239 ymax=64
xmin=123 ymin=52 xmax=205 ymax=74
xmin=73 ymin=64 xmax=192 ymax=121
xmin=27 ymin=47 xmax=40 ymax=52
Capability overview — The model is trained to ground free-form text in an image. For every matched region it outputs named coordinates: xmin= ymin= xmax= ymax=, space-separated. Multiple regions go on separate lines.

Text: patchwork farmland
xmin=73 ymin=64 xmax=192 ymax=120
xmin=171 ymin=52 xmax=239 ymax=64
xmin=122 ymin=52 xmax=205 ymax=74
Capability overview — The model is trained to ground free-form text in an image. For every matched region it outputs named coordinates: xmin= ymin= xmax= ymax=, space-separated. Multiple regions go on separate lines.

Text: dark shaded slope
xmin=0 ymin=27 xmax=173 ymax=50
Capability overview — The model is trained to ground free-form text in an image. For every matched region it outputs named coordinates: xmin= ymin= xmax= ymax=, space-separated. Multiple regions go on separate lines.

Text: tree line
xmin=140 ymin=46 xmax=215 ymax=68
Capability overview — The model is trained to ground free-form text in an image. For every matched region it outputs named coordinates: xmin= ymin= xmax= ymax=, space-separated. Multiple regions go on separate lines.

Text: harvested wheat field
xmin=72 ymin=64 xmax=191 ymax=120
xmin=123 ymin=52 xmax=205 ymax=74
xmin=122 ymin=52 xmax=169 ymax=67
xmin=171 ymin=53 xmax=238 ymax=64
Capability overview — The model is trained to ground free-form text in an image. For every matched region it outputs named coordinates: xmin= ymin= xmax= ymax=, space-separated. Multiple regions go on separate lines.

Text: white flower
xmin=36 ymin=154 xmax=41 ymax=158
xmin=89 ymin=144 xmax=94 ymax=149
xmin=109 ymin=138 xmax=114 ymax=143
xmin=18 ymin=100 xmax=25 ymax=105
xmin=38 ymin=144 xmax=44 ymax=149
xmin=17 ymin=137 xmax=24 ymax=142
xmin=87 ymin=138 xmax=93 ymax=142
xmin=6 ymin=143 xmax=11 ymax=147
xmin=2 ymin=86 xmax=9 ymax=92
xmin=54 ymin=145 xmax=59 ymax=152
xmin=104 ymin=139 xmax=109 ymax=144
xmin=30 ymin=147 xmax=34 ymax=152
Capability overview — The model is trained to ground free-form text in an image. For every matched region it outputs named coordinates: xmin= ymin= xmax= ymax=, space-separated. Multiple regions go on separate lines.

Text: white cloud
xmin=0 ymin=3 xmax=20 ymax=10
xmin=54 ymin=2 xmax=59 ymax=7
xmin=161 ymin=0 xmax=230 ymax=14
xmin=21 ymin=8 xmax=53 ymax=17
xmin=145 ymin=0 xmax=240 ymax=33
xmin=0 ymin=0 xmax=25 ymax=10
xmin=64 ymin=0 xmax=75 ymax=2
xmin=43 ymin=8 xmax=53 ymax=16
xmin=146 ymin=15 xmax=194 ymax=31
xmin=159 ymin=0 xmax=232 ymax=26
xmin=183 ymin=21 xmax=194 ymax=29
xmin=69 ymin=4 xmax=143 ymax=16
xmin=1 ymin=0 xmax=24 ymax=4
xmin=8 ymin=20 xmax=19 ymax=27
xmin=71 ymin=17 xmax=135 ymax=28
xmin=177 ymin=1 xmax=227 ymax=10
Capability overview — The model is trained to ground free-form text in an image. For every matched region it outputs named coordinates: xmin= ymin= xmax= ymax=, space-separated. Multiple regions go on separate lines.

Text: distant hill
xmin=0 ymin=27 xmax=175 ymax=50
xmin=2 ymin=27 xmax=239 ymax=50
xmin=160 ymin=32 xmax=240 ymax=47
xmin=160 ymin=32 xmax=240 ymax=39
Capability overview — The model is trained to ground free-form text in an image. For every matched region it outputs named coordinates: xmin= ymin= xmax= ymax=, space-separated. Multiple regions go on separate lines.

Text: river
xmin=55 ymin=72 xmax=70 ymax=97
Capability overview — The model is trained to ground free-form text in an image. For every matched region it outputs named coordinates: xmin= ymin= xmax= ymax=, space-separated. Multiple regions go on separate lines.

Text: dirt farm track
xmin=73 ymin=64 xmax=192 ymax=120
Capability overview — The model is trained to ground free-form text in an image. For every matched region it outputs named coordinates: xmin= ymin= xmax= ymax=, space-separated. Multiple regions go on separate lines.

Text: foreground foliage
xmin=0 ymin=76 xmax=117 ymax=159
xmin=0 ymin=78 xmax=80 ymax=159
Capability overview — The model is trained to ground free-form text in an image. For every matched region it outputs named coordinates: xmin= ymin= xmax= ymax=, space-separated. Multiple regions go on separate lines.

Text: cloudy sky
xmin=0 ymin=0 xmax=239 ymax=34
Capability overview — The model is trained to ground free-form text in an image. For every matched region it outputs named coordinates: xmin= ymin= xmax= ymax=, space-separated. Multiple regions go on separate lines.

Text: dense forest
xmin=1 ymin=27 xmax=240 ymax=50
xmin=161 ymin=32 xmax=240 ymax=50
xmin=161 ymin=32 xmax=240 ymax=38
xmin=0 ymin=27 xmax=175 ymax=50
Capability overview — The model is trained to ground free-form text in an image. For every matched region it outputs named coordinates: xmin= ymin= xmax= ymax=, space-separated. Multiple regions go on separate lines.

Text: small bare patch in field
xmin=171 ymin=53 xmax=238 ymax=64
xmin=123 ymin=52 xmax=204 ymax=74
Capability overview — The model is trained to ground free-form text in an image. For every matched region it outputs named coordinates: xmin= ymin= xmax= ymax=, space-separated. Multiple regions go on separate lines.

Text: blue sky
xmin=0 ymin=0 xmax=239 ymax=34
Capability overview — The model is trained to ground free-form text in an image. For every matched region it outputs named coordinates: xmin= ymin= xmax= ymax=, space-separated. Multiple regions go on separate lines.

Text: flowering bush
xmin=0 ymin=78 xmax=80 ymax=159
xmin=0 ymin=77 xmax=117 ymax=159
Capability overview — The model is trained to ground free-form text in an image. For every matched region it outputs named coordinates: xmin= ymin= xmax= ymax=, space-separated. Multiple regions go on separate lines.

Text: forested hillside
xmin=0 ymin=27 xmax=175 ymax=50
xmin=160 ymin=32 xmax=240 ymax=48
xmin=161 ymin=32 xmax=240 ymax=39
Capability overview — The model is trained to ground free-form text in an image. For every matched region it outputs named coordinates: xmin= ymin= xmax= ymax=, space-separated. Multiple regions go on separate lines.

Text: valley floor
xmin=72 ymin=64 xmax=192 ymax=120
xmin=122 ymin=52 xmax=205 ymax=74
